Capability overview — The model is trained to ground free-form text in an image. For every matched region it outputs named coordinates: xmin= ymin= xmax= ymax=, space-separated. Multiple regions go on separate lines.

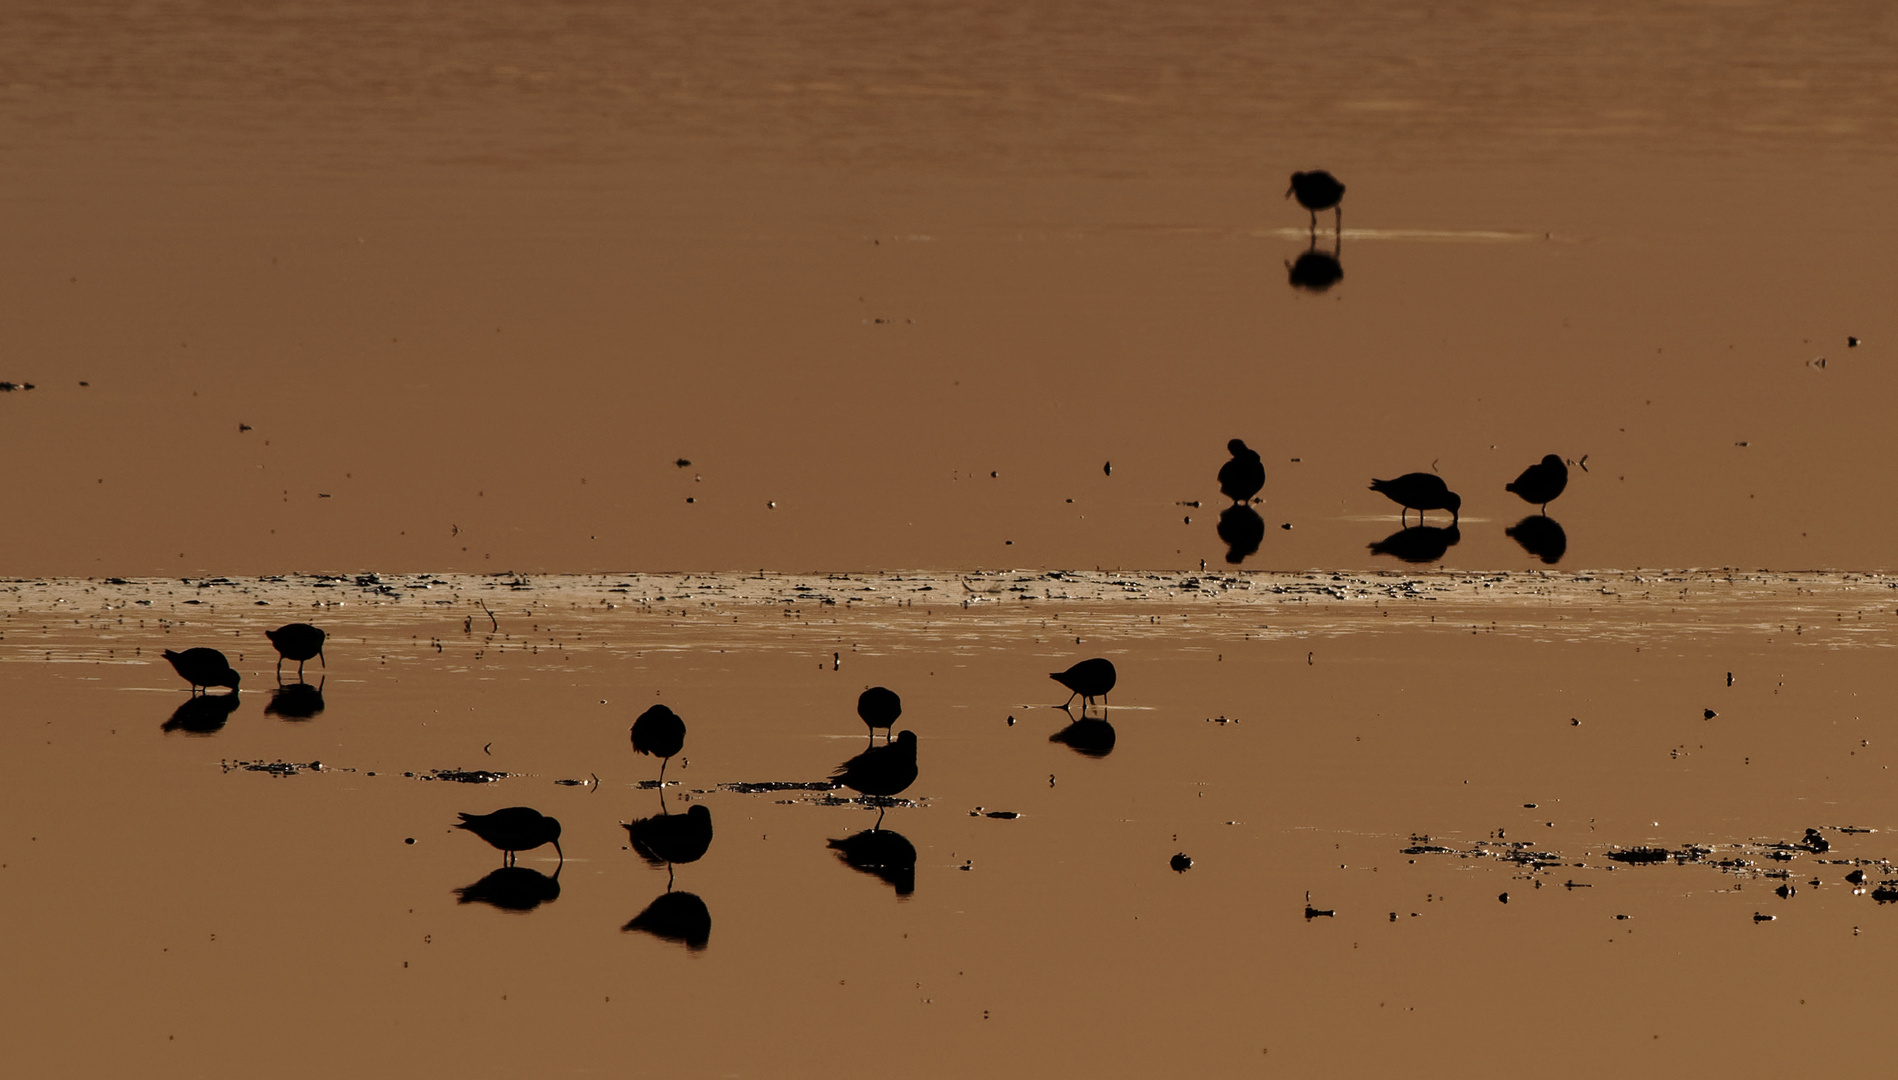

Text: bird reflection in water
xmin=1507 ymin=516 xmax=1568 ymax=564
xmin=1286 ymin=232 xmax=1343 ymax=293
xmin=1217 ymin=505 xmax=1265 ymax=564
xmin=1368 ymin=524 xmax=1462 ymax=564
xmin=623 ymin=889 xmax=711 ymax=950
xmin=828 ymin=827 xmax=918 ymax=897
xmin=265 ymin=677 xmax=325 ymax=721
xmin=1050 ymin=715 xmax=1117 ymax=758
xmin=455 ymin=864 xmax=561 ymax=912
xmin=161 ymin=692 xmax=241 ymax=735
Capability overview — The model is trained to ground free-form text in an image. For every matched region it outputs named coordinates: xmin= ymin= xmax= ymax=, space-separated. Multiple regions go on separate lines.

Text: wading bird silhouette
xmin=264 ymin=623 xmax=325 ymax=679
xmin=454 ymin=807 xmax=564 ymax=867
xmin=857 ymin=686 xmax=902 ymax=746
xmin=631 ymin=704 xmax=687 ymax=784
xmin=1505 ymin=454 xmax=1569 ymax=513
xmin=1370 ymin=472 xmax=1461 ymax=526
xmin=1218 ymin=439 xmax=1265 ymax=505
xmin=1287 ymin=170 xmax=1345 ymax=233
xmin=163 ymin=647 xmax=241 ymax=694
xmin=1050 ymin=658 xmax=1117 ymax=711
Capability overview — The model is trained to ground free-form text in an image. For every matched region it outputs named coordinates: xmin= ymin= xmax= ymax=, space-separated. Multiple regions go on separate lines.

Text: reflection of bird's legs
xmin=666 ymin=863 xmax=676 ymax=891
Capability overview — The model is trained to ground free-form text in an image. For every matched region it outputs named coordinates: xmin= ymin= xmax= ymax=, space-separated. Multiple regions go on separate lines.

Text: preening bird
xmin=631 ymin=704 xmax=687 ymax=783
xmin=1218 ymin=439 xmax=1265 ymax=505
xmin=832 ymin=729 xmax=918 ymax=799
xmin=1505 ymin=454 xmax=1569 ymax=512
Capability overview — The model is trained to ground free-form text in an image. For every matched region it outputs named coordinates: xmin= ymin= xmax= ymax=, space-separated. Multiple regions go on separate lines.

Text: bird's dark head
xmin=894 ymin=730 xmax=917 ymax=751
xmin=1543 ymin=454 xmax=1564 ymax=467
xmin=545 ymin=815 xmax=563 ymax=841
xmin=1227 ymin=438 xmax=1249 ymax=456
xmin=1445 ymin=491 xmax=1463 ymax=516
xmin=217 ymin=668 xmax=242 ymax=691
xmin=264 ymin=628 xmax=279 ymax=644
xmin=1285 ymin=174 xmax=1299 ymax=198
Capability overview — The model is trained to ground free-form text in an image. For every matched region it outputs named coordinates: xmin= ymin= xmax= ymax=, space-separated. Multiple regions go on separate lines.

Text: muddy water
xmin=4 ymin=573 xmax=1898 ymax=1076
xmin=2 ymin=3 xmax=1896 ymax=574
xmin=4 ymin=3 xmax=1898 ymax=1075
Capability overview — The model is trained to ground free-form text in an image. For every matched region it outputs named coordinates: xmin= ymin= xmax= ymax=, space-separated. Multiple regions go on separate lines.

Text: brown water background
xmin=5 ymin=4 xmax=1898 ymax=1077
xmin=3 ymin=1 xmax=1895 ymax=574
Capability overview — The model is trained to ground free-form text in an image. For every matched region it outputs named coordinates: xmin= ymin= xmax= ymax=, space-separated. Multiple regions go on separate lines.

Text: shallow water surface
xmin=5 ymin=572 xmax=1897 ymax=1076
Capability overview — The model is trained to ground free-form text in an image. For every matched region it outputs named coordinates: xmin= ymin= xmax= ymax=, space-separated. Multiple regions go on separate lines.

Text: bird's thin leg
xmin=1335 ymin=204 xmax=1342 ymax=235
xmin=275 ymin=656 xmax=284 ymax=678
xmin=667 ymin=863 xmax=676 ymax=890
xmin=297 ymin=659 xmax=305 ymax=679
xmin=874 ymin=804 xmax=888 ymax=831
xmin=658 ymin=757 xmax=670 ymax=786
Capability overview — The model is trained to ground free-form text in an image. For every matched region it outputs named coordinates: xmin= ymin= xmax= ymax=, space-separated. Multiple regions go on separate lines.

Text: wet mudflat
xmin=4 ymin=572 xmax=1898 ymax=1077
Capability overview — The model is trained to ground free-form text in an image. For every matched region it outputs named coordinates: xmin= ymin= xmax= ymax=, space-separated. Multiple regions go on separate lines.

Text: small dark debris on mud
xmin=1171 ymin=853 xmax=1193 ymax=872
xmin=422 ymin=768 xmax=507 ymax=784
xmin=722 ymin=780 xmax=841 ymax=794
xmin=222 ymin=759 xmax=323 ymax=777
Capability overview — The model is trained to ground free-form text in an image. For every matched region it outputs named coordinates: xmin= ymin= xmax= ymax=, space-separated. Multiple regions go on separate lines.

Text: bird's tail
xmin=1368 ymin=479 xmax=1392 ymax=495
xmin=162 ymin=649 xmax=181 ymax=661
xmin=1505 ymin=480 xmax=1520 ymax=494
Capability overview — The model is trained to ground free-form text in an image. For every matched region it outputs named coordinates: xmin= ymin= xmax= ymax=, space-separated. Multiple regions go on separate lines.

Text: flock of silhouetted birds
xmin=161 ymin=617 xmax=1122 ymax=941
xmin=147 ymin=173 xmax=1564 ymax=939
xmin=1217 ymin=434 xmax=1578 ymax=566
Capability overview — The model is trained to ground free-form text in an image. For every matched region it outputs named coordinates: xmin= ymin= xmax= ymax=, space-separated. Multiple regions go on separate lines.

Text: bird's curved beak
xmin=1284 ymin=185 xmax=1294 ymax=199
xmin=553 ymin=839 xmax=565 ymax=863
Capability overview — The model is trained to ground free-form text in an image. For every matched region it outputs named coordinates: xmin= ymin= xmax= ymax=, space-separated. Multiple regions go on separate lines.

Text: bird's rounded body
xmin=456 ymin=806 xmax=564 ymax=864
xmin=631 ymin=704 xmax=686 ymax=761
xmin=1505 ymin=454 xmax=1569 ymax=510
xmin=1287 ymin=170 xmax=1346 ymax=229
xmin=1218 ymin=439 xmax=1266 ymax=505
xmin=625 ymin=804 xmax=714 ymax=866
xmin=265 ymin=623 xmax=326 ymax=678
xmin=832 ymin=729 xmax=918 ymax=799
xmin=162 ymin=647 xmax=241 ymax=693
xmin=857 ymin=686 xmax=902 ymax=742
xmin=1370 ymin=473 xmax=1462 ymax=524
xmin=1050 ymin=658 xmax=1117 ymax=708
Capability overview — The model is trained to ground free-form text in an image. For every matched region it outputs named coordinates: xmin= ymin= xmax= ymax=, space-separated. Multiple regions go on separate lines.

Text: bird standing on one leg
xmin=1287 ymin=170 xmax=1346 ymax=233
xmin=1505 ymin=454 xmax=1569 ymax=513
xmin=631 ymin=704 xmax=687 ymax=784
xmin=1217 ymin=439 xmax=1265 ymax=506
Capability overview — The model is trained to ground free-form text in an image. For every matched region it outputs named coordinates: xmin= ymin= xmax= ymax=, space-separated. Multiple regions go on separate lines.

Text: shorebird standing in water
xmin=1050 ymin=657 xmax=1117 ymax=711
xmin=1287 ymin=170 xmax=1346 ymax=233
xmin=264 ymin=623 xmax=326 ymax=679
xmin=857 ymin=686 xmax=902 ymax=746
xmin=1370 ymin=472 xmax=1461 ymax=526
xmin=631 ymin=704 xmax=687 ymax=784
xmin=1218 ymin=439 xmax=1266 ymax=506
xmin=1505 ymin=454 xmax=1569 ymax=513
xmin=162 ymin=647 xmax=241 ymax=694
xmin=455 ymin=807 xmax=564 ymax=866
